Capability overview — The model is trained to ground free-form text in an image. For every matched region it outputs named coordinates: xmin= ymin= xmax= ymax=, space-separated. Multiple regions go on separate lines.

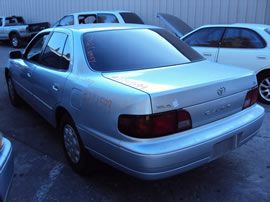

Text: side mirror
xmin=9 ymin=51 xmax=22 ymax=59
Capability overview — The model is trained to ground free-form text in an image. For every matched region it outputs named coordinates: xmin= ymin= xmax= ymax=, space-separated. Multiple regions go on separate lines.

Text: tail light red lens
xmin=243 ymin=88 xmax=258 ymax=109
xmin=118 ymin=110 xmax=192 ymax=138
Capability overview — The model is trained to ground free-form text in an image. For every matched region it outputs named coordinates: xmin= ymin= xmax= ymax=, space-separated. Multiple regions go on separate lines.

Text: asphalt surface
xmin=0 ymin=42 xmax=270 ymax=202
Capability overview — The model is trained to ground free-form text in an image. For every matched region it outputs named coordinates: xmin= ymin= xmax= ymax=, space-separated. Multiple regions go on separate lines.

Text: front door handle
xmin=52 ymin=84 xmax=59 ymax=92
xmin=203 ymin=52 xmax=212 ymax=57
xmin=27 ymin=72 xmax=32 ymax=78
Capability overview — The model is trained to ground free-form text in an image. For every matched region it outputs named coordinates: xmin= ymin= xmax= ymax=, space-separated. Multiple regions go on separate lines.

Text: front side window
xmin=183 ymin=27 xmax=225 ymax=47
xmin=83 ymin=28 xmax=203 ymax=72
xmin=25 ymin=33 xmax=50 ymax=62
xmin=59 ymin=16 xmax=74 ymax=26
xmin=97 ymin=14 xmax=119 ymax=23
xmin=40 ymin=32 xmax=68 ymax=69
xmin=5 ymin=17 xmax=25 ymax=26
xmin=221 ymin=28 xmax=265 ymax=48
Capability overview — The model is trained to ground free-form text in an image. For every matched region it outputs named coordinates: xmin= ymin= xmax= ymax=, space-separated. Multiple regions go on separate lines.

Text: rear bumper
xmin=111 ymin=104 xmax=265 ymax=180
xmin=0 ymin=138 xmax=14 ymax=202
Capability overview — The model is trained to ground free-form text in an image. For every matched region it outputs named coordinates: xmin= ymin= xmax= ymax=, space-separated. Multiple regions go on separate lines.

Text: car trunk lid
xmin=103 ymin=61 xmax=257 ymax=127
xmin=157 ymin=13 xmax=193 ymax=37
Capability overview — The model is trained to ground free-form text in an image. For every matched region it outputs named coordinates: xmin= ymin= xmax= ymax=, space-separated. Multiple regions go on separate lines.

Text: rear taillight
xmin=118 ymin=110 xmax=192 ymax=138
xmin=0 ymin=132 xmax=3 ymax=149
xmin=243 ymin=87 xmax=258 ymax=109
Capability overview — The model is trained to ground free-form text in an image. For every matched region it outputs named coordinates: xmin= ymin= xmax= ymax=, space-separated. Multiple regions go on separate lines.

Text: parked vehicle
xmin=52 ymin=10 xmax=144 ymax=27
xmin=158 ymin=13 xmax=270 ymax=104
xmin=0 ymin=132 xmax=14 ymax=202
xmin=0 ymin=16 xmax=49 ymax=48
xmin=5 ymin=24 xmax=264 ymax=180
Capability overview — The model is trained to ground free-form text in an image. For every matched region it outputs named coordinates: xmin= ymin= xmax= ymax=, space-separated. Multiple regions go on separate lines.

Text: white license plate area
xmin=212 ymin=136 xmax=237 ymax=159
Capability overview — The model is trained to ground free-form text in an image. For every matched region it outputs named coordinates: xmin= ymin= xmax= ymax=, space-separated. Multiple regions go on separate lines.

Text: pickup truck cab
xmin=52 ymin=10 xmax=144 ymax=27
xmin=0 ymin=16 xmax=49 ymax=48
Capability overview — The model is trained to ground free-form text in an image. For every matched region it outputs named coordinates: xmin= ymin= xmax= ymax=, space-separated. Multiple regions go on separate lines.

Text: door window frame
xmin=220 ymin=27 xmax=266 ymax=49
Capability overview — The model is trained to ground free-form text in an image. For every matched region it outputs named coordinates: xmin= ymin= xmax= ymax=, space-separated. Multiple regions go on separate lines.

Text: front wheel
xmin=10 ymin=34 xmax=22 ymax=48
xmin=258 ymin=74 xmax=270 ymax=104
xmin=60 ymin=114 xmax=90 ymax=175
xmin=6 ymin=76 xmax=23 ymax=107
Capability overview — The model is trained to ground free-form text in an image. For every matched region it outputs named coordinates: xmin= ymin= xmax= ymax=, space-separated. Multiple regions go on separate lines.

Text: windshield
xmin=83 ymin=28 xmax=203 ymax=72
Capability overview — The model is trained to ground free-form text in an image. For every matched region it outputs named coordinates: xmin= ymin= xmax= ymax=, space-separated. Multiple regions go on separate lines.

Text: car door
xmin=11 ymin=32 xmax=50 ymax=103
xmin=30 ymin=31 xmax=72 ymax=123
xmin=217 ymin=28 xmax=269 ymax=71
xmin=182 ymin=27 xmax=225 ymax=62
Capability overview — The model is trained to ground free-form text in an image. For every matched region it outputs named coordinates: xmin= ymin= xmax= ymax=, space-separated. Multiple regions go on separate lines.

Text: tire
xmin=258 ymin=74 xmax=270 ymax=104
xmin=10 ymin=34 xmax=21 ymax=48
xmin=60 ymin=114 xmax=90 ymax=175
xmin=6 ymin=75 xmax=23 ymax=107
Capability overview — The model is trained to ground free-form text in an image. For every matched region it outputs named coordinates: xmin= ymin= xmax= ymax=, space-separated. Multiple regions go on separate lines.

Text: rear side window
xmin=183 ymin=27 xmax=225 ymax=47
xmin=40 ymin=32 xmax=70 ymax=70
xmin=265 ymin=28 xmax=270 ymax=35
xmin=97 ymin=14 xmax=119 ymax=23
xmin=221 ymin=28 xmax=266 ymax=48
xmin=119 ymin=12 xmax=144 ymax=24
xmin=79 ymin=15 xmax=97 ymax=24
xmin=83 ymin=28 xmax=203 ymax=72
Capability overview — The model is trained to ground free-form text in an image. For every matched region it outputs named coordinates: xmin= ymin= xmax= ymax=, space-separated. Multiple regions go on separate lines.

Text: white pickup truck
xmin=0 ymin=16 xmax=49 ymax=48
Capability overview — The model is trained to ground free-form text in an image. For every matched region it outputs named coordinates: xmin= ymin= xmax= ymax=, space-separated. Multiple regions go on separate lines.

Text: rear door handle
xmin=257 ymin=56 xmax=266 ymax=59
xmin=203 ymin=52 xmax=212 ymax=57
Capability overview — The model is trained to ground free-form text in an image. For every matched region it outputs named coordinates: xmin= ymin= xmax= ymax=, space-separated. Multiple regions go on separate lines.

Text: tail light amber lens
xmin=118 ymin=110 xmax=192 ymax=138
xmin=243 ymin=88 xmax=258 ymax=109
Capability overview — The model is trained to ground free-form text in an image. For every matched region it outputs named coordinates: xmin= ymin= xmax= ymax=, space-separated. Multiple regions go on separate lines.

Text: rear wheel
xmin=258 ymin=74 xmax=270 ymax=104
xmin=6 ymin=75 xmax=23 ymax=107
xmin=60 ymin=114 xmax=90 ymax=175
xmin=10 ymin=34 xmax=22 ymax=48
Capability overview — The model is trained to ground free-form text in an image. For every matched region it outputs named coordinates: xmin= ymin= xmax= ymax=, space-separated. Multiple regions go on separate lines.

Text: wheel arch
xmin=5 ymin=67 xmax=10 ymax=81
xmin=55 ymin=106 xmax=72 ymax=129
xmin=8 ymin=31 xmax=21 ymax=39
xmin=256 ymin=68 xmax=270 ymax=81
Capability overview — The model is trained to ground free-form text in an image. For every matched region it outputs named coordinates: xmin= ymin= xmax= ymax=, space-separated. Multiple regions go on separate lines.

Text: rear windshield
xmin=119 ymin=12 xmax=144 ymax=24
xmin=83 ymin=28 xmax=203 ymax=72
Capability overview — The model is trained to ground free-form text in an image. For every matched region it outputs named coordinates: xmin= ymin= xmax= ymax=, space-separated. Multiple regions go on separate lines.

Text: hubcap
xmin=259 ymin=77 xmax=270 ymax=102
xmin=12 ymin=37 xmax=18 ymax=47
xmin=63 ymin=124 xmax=80 ymax=164
xmin=8 ymin=79 xmax=15 ymax=101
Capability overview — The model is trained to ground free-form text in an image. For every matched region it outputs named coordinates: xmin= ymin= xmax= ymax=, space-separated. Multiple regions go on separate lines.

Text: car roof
xmin=69 ymin=10 xmax=134 ymax=16
xmin=198 ymin=23 xmax=270 ymax=31
xmin=47 ymin=23 xmax=160 ymax=33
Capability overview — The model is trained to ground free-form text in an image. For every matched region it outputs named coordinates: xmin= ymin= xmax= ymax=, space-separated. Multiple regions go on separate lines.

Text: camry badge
xmin=217 ymin=87 xmax=226 ymax=96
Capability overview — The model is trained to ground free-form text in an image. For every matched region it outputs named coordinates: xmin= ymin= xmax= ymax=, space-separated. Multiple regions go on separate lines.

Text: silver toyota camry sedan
xmin=5 ymin=24 xmax=264 ymax=180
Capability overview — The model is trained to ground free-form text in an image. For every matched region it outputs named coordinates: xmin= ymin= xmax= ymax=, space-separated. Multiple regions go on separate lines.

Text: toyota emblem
xmin=217 ymin=87 xmax=226 ymax=96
